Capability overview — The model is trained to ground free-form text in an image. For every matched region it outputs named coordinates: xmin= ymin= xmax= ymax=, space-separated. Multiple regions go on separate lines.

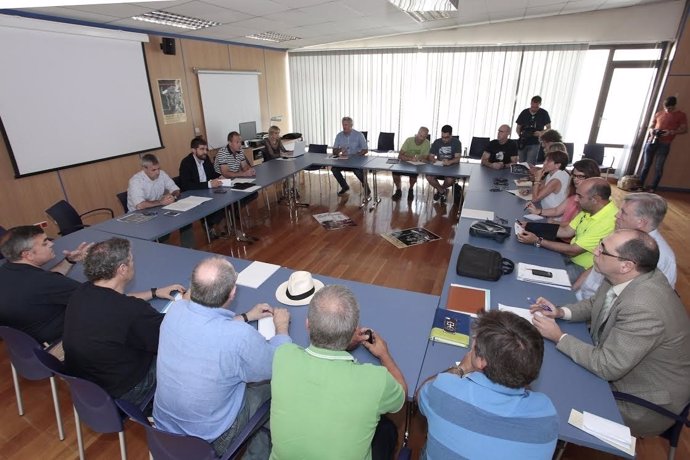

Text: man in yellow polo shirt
xmin=270 ymin=285 xmax=406 ymax=460
xmin=392 ymin=126 xmax=431 ymax=202
xmin=518 ymin=177 xmax=617 ymax=283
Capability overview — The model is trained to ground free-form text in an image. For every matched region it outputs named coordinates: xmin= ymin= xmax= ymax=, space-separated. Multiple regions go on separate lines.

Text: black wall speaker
xmin=160 ymin=37 xmax=176 ymax=55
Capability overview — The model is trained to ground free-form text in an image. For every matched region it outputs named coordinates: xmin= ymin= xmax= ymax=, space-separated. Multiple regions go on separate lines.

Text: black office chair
xmin=377 ymin=132 xmax=395 ymax=152
xmin=583 ymin=143 xmax=605 ymax=165
xmin=45 ymin=200 xmax=114 ymax=236
xmin=308 ymin=144 xmax=327 ymax=154
xmin=172 ymin=175 xmax=182 ymax=189
xmin=361 ymin=131 xmax=368 ymax=141
xmin=613 ymin=392 xmax=690 ymax=460
xmin=468 ymin=137 xmax=490 ymax=160
xmin=564 ymin=142 xmax=575 ymax=164
xmin=116 ymin=192 xmax=128 ymax=214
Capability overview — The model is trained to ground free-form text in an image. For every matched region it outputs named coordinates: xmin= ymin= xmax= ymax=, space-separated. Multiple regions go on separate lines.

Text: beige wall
xmin=0 ymin=36 xmax=290 ymax=235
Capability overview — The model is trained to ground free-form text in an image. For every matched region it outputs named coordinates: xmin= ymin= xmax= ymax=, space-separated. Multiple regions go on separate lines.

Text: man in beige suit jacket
xmin=531 ymin=229 xmax=690 ymax=436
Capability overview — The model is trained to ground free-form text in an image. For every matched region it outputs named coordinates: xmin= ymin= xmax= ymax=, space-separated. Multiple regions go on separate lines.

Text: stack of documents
xmin=236 ymin=261 xmax=280 ymax=289
xmin=460 ymin=208 xmax=495 ymax=221
xmin=162 ymin=196 xmax=213 ymax=212
xmin=498 ymin=304 xmax=534 ymax=323
xmin=569 ymin=409 xmax=636 ymax=456
xmin=516 ymin=263 xmax=571 ymax=289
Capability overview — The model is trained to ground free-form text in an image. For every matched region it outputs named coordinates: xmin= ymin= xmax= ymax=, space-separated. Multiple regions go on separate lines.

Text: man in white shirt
xmin=127 ymin=153 xmax=180 ymax=212
xmin=575 ymin=192 xmax=676 ymax=299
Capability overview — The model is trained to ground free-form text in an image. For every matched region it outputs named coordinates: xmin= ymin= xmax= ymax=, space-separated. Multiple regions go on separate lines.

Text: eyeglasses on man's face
xmin=594 ymin=241 xmax=635 ymax=263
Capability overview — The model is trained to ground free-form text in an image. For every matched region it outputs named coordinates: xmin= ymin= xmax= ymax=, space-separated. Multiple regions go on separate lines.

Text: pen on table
xmin=527 ymin=297 xmax=552 ymax=312
xmin=524 ymin=201 xmax=532 ymax=210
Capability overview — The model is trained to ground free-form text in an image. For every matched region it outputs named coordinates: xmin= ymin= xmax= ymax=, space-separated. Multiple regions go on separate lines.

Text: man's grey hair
xmin=141 ymin=153 xmax=159 ymax=167
xmin=0 ymin=225 xmax=45 ymax=262
xmin=308 ymin=285 xmax=359 ymax=350
xmin=623 ymin=193 xmax=667 ymax=229
xmin=342 ymin=116 xmax=353 ymax=124
xmin=84 ymin=238 xmax=131 ymax=282
xmin=190 ymin=257 xmax=237 ymax=308
xmin=615 ymin=229 xmax=659 ymax=274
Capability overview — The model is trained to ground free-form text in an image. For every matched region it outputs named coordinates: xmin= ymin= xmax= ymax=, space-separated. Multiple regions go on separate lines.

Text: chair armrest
xmin=612 ymin=391 xmax=684 ymax=424
xmin=79 ymin=207 xmax=114 ymax=219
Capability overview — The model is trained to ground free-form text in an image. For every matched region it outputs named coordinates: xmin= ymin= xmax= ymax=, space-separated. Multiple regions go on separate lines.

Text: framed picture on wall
xmin=157 ymin=79 xmax=187 ymax=124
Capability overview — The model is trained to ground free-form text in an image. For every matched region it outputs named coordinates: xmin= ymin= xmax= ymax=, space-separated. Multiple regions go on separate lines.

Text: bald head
xmin=609 ymin=229 xmax=659 ymax=274
xmin=497 ymin=124 xmax=511 ymax=142
xmin=190 ymin=257 xmax=237 ymax=308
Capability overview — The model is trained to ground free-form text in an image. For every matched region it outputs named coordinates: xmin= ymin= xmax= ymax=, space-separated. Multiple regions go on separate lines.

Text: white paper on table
xmin=233 ymin=178 xmax=256 ymax=184
xmin=406 ymin=160 xmax=426 ymax=166
xmin=162 ymin=196 xmax=213 ymax=212
xmin=498 ymin=304 xmax=534 ymax=323
xmin=516 ymin=263 xmax=571 ymax=288
xmin=460 ymin=208 xmax=495 ymax=220
xmin=523 ymin=214 xmax=544 ymax=221
xmin=569 ymin=409 xmax=636 ymax=456
xmin=161 ymin=292 xmax=183 ymax=314
xmin=220 ymin=179 xmax=233 ymax=187
xmin=515 ymin=179 xmax=533 ymax=187
xmin=505 ymin=189 xmax=532 ymax=201
xmin=514 ymin=221 xmax=524 ymax=235
xmin=257 ymin=317 xmax=276 ymax=340
xmin=236 ymin=261 xmax=281 ymax=289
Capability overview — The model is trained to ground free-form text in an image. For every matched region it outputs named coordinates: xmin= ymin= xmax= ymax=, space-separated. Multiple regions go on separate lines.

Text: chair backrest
xmin=469 ymin=137 xmax=490 ymax=159
xmin=377 ymin=132 xmax=395 ymax=151
xmin=0 ymin=326 xmax=52 ymax=380
xmin=116 ymin=399 xmax=218 ymax=460
xmin=172 ymin=176 xmax=182 ymax=189
xmin=116 ymin=192 xmax=128 ymax=213
xmin=564 ymin=142 xmax=575 ymax=164
xmin=361 ymin=130 xmax=368 ymax=141
xmin=281 ymin=133 xmax=302 ymax=141
xmin=308 ymin=144 xmax=327 ymax=154
xmin=45 ymin=200 xmax=84 ymax=236
xmin=34 ymin=348 xmax=124 ymax=434
xmin=583 ymin=143 xmax=605 ymax=165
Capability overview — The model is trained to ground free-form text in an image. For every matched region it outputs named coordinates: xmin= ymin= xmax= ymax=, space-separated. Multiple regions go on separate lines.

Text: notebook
xmin=525 ymin=222 xmax=560 ymax=240
xmin=446 ymin=284 xmax=490 ymax=317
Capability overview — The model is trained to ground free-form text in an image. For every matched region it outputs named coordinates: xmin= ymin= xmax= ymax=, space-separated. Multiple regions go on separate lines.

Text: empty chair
xmin=33 ymin=348 xmax=142 ymax=460
xmin=0 ymin=326 xmax=65 ymax=440
xmin=613 ymin=391 xmax=690 ymax=460
xmin=45 ymin=200 xmax=114 ymax=236
xmin=583 ymin=143 xmax=605 ymax=166
xmin=308 ymin=144 xmax=327 ymax=154
xmin=116 ymin=398 xmax=271 ymax=460
xmin=116 ymin=192 xmax=128 ymax=214
xmin=468 ymin=137 xmax=490 ymax=160
xmin=377 ymin=132 xmax=395 ymax=151
xmin=563 ymin=142 xmax=575 ymax=164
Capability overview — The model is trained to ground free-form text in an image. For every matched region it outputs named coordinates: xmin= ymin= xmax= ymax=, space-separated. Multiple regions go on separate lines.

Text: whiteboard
xmin=197 ymin=71 xmax=262 ymax=150
xmin=0 ymin=16 xmax=162 ymax=177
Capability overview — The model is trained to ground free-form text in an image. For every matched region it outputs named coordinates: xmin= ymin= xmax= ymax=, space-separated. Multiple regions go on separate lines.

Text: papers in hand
xmin=257 ymin=317 xmax=275 ymax=340
xmin=162 ymin=196 xmax=213 ymax=212
xmin=523 ymin=214 xmax=543 ymax=221
xmin=517 ymin=263 xmax=571 ymax=289
xmin=506 ymin=189 xmax=532 ymax=201
xmin=515 ymin=179 xmax=533 ymax=187
xmin=236 ymin=261 xmax=280 ymax=289
xmin=569 ymin=409 xmax=636 ymax=456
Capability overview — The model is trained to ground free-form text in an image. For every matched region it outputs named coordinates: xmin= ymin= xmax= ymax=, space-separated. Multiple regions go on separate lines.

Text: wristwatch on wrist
xmin=535 ymin=237 xmax=543 ymax=248
xmin=241 ymin=313 xmax=249 ymax=322
xmin=151 ymin=287 xmax=158 ymax=299
xmin=65 ymin=256 xmax=77 ymax=265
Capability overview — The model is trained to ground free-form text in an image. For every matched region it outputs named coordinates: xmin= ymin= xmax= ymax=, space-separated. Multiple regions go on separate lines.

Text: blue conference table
xmin=417 ymin=165 xmax=629 ymax=457
xmin=49 ymin=228 xmax=439 ymax=400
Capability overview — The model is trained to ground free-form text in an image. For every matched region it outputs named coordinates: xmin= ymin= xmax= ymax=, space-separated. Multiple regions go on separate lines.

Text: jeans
xmin=639 ymin=142 xmax=671 ymax=189
xmin=518 ymin=144 xmax=540 ymax=164
xmin=371 ymin=416 xmax=398 ymax=460
xmin=331 ymin=167 xmax=369 ymax=192
xmin=119 ymin=360 xmax=156 ymax=409
xmin=212 ymin=382 xmax=271 ymax=459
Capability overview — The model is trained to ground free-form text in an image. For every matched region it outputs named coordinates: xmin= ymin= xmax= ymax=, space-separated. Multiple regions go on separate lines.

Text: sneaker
xmin=433 ymin=191 xmax=441 ymax=201
xmin=407 ymin=189 xmax=414 ymax=201
xmin=337 ymin=186 xmax=350 ymax=196
xmin=392 ymin=189 xmax=402 ymax=201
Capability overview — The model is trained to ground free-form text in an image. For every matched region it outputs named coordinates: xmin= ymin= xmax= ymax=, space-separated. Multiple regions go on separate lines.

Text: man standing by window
xmin=515 ymin=96 xmax=551 ymax=164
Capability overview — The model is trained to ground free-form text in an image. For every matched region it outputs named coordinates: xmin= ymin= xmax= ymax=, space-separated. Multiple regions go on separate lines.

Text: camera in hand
xmin=518 ymin=126 xmax=537 ymax=149
xmin=651 ymin=129 xmax=667 ymax=144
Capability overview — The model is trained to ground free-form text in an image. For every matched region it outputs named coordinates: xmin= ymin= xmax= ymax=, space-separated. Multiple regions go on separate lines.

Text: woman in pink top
xmin=526 ymin=158 xmax=600 ymax=226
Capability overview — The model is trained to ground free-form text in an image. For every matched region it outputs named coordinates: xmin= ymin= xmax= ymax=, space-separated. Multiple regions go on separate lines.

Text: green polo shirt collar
xmin=305 ymin=345 xmax=356 ymax=362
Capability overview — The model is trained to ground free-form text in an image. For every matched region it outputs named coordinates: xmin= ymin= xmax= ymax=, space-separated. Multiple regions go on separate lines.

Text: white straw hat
xmin=275 ymin=271 xmax=324 ymax=306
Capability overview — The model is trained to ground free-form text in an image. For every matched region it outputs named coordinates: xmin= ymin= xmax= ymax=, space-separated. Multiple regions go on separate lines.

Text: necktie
xmin=592 ymin=288 xmax=617 ymax=346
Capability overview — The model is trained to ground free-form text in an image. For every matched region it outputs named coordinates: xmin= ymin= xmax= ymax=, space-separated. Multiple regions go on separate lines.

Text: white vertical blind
xmin=289 ymin=45 xmax=587 ymax=150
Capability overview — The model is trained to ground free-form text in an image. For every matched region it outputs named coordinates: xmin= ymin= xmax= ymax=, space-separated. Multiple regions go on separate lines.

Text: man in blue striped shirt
xmin=417 ymin=310 xmax=558 ymax=459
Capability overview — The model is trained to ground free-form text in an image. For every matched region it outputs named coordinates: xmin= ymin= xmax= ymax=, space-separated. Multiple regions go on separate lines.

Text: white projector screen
xmin=0 ymin=16 xmax=162 ymax=177
xmin=197 ymin=70 xmax=262 ymax=150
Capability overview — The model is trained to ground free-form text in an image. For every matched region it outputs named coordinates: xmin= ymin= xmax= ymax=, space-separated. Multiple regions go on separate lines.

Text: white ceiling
xmin=7 ymin=0 xmax=666 ymax=50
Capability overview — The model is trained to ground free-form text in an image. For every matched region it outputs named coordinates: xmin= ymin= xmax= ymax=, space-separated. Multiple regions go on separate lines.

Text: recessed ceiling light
xmin=388 ymin=0 xmax=459 ymax=23
xmin=131 ymin=11 xmax=220 ymax=30
xmin=245 ymin=31 xmax=300 ymax=43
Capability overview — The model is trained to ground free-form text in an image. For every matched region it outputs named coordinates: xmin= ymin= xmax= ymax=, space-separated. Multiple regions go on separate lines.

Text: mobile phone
xmin=142 ymin=210 xmax=157 ymax=216
xmin=531 ymin=269 xmax=553 ymax=278
xmin=213 ymin=189 xmax=228 ymax=194
xmin=164 ymin=211 xmax=180 ymax=217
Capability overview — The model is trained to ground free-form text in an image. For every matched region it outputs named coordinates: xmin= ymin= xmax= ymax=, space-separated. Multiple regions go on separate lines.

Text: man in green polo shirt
xmin=518 ymin=177 xmax=617 ymax=283
xmin=392 ymin=126 xmax=431 ymax=202
xmin=270 ymin=285 xmax=406 ymax=460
